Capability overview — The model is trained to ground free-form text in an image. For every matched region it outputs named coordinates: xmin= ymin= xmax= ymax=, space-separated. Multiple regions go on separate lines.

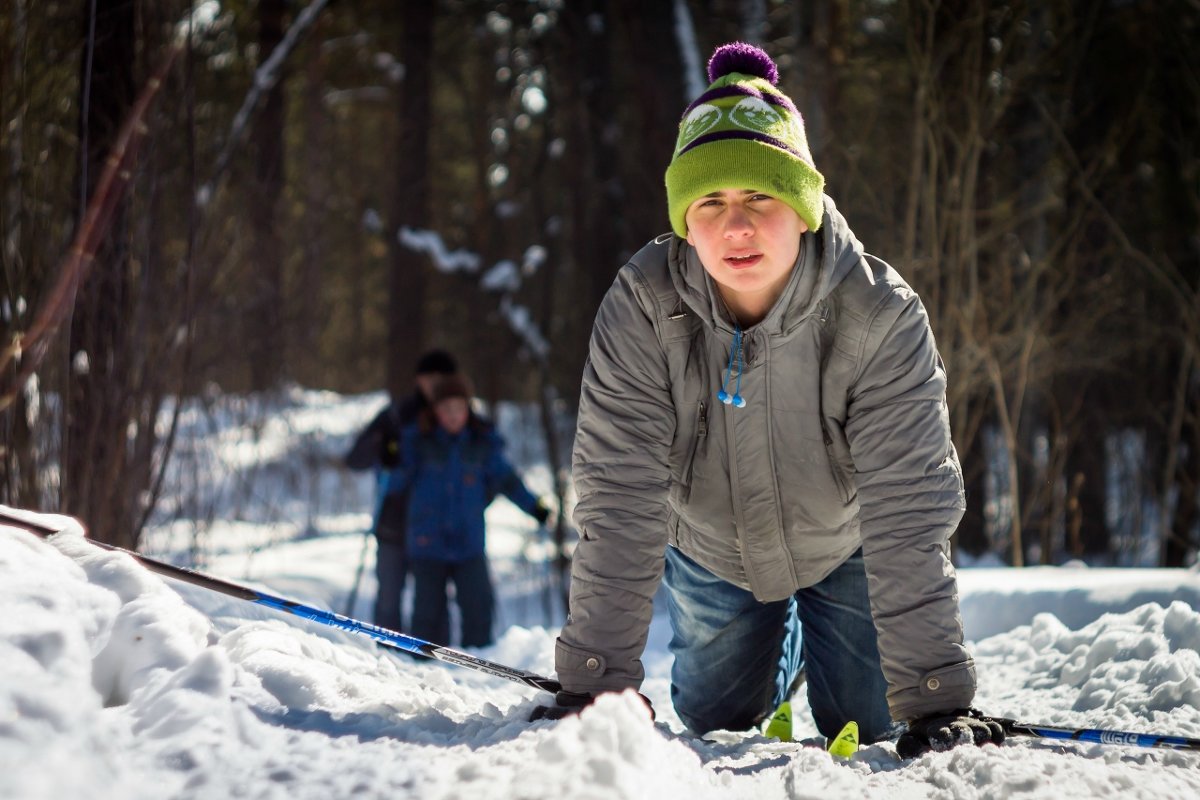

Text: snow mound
xmin=959 ymin=566 xmax=1200 ymax=641
xmin=976 ymin=601 xmax=1200 ymax=742
xmin=0 ymin=524 xmax=134 ymax=796
xmin=0 ymin=527 xmax=116 ymax=733
xmin=4 ymin=503 xmax=1200 ymax=800
xmin=1030 ymin=603 xmax=1200 ymax=714
xmin=528 ymin=692 xmax=724 ymax=796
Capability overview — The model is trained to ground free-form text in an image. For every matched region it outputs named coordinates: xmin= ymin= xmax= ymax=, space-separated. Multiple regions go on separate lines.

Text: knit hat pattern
xmin=665 ymin=42 xmax=825 ymax=237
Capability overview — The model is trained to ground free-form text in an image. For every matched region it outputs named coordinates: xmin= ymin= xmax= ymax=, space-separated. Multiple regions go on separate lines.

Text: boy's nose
xmin=724 ymin=207 xmax=753 ymax=237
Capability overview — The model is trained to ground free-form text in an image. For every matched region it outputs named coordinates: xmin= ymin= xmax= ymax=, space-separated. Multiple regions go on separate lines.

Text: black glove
xmin=532 ymin=500 xmax=552 ymax=525
xmin=529 ymin=690 xmax=594 ymax=721
xmin=896 ymin=708 xmax=1006 ymax=759
xmin=529 ymin=689 xmax=656 ymax=722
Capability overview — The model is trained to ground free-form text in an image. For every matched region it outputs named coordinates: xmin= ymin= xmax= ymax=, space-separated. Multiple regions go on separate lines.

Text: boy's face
xmin=434 ymin=397 xmax=470 ymax=434
xmin=685 ymin=188 xmax=807 ymax=314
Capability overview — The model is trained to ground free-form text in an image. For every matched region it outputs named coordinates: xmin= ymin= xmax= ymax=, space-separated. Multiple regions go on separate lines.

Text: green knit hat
xmin=665 ymin=42 xmax=824 ymax=238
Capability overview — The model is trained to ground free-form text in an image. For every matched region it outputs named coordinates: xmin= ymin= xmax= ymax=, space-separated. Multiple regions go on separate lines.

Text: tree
xmin=386 ymin=1 xmax=434 ymax=399
xmin=245 ymin=0 xmax=289 ymax=389
xmin=63 ymin=0 xmax=139 ymax=547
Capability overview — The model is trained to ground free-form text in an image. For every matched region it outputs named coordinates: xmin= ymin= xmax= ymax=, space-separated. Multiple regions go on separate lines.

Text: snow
xmin=2 ymin=390 xmax=1200 ymax=799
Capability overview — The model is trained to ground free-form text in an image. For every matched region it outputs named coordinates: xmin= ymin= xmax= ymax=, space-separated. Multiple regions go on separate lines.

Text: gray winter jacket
xmin=556 ymin=196 xmax=975 ymax=723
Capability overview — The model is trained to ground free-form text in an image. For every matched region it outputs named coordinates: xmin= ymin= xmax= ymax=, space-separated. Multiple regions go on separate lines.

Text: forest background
xmin=0 ymin=0 xmax=1197 ymax=572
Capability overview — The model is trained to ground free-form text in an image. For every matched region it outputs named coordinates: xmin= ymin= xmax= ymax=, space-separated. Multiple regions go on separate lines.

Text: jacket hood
xmin=667 ymin=194 xmax=864 ymax=334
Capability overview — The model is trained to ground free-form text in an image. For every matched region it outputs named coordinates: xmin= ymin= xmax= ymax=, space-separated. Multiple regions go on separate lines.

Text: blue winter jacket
xmin=387 ymin=421 xmax=541 ymax=562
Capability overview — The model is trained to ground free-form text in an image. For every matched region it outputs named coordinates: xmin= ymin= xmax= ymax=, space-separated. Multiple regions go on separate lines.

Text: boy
xmin=542 ymin=42 xmax=1004 ymax=759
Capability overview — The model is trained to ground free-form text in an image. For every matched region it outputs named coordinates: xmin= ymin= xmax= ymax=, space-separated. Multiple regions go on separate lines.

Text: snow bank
xmin=0 ymin=520 xmax=131 ymax=797
xmin=3 ymin=506 xmax=1200 ymax=800
xmin=976 ymin=601 xmax=1200 ymax=737
xmin=959 ymin=566 xmax=1200 ymax=641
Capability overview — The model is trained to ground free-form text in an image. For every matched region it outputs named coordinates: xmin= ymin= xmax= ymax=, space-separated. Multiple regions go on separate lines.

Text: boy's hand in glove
xmin=529 ymin=690 xmax=594 ymax=721
xmin=896 ymin=708 xmax=1006 ymax=758
xmin=529 ymin=690 xmax=655 ymax=722
xmin=532 ymin=499 xmax=552 ymax=525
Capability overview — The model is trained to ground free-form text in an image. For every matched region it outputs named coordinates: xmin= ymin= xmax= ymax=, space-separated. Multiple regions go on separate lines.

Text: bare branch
xmin=0 ymin=34 xmax=181 ymax=412
xmin=1032 ymin=98 xmax=1200 ymax=348
xmin=196 ymin=0 xmax=332 ymax=207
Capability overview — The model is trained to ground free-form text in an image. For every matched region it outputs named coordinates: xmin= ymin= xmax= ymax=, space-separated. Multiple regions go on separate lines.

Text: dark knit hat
xmin=414 ymin=349 xmax=458 ymax=376
xmin=429 ymin=373 xmax=473 ymax=405
xmin=665 ymin=42 xmax=824 ymax=237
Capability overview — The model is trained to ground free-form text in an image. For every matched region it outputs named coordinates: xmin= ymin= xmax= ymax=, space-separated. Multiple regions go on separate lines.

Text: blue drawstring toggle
xmin=717 ymin=325 xmax=747 ymax=408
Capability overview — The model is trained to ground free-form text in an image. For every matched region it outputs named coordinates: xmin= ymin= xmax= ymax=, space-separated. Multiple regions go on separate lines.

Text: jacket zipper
xmin=821 ymin=423 xmax=854 ymax=503
xmin=681 ymin=401 xmax=707 ymax=498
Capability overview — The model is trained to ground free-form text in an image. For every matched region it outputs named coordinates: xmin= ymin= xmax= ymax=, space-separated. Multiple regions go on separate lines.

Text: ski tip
xmin=763 ymin=701 xmax=793 ymax=742
xmin=828 ymin=720 xmax=859 ymax=759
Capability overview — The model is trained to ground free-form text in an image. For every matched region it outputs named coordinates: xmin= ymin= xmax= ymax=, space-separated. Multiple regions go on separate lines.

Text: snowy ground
xmin=3 ymin=389 xmax=1200 ymax=799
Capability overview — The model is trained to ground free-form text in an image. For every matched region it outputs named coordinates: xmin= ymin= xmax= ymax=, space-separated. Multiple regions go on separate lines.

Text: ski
xmin=1001 ymin=719 xmax=1200 ymax=752
xmin=1 ymin=509 xmax=562 ymax=696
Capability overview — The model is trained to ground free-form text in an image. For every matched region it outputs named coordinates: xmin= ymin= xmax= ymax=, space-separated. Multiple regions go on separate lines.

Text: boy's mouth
xmin=725 ymin=253 xmax=762 ymax=269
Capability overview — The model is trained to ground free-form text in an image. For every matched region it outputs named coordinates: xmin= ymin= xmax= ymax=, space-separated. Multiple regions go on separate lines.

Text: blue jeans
xmin=663 ymin=546 xmax=894 ymax=742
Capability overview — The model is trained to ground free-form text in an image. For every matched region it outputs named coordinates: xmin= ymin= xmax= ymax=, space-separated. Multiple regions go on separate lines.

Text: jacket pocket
xmin=821 ymin=422 xmax=855 ymax=504
xmin=675 ymin=401 xmax=708 ymax=504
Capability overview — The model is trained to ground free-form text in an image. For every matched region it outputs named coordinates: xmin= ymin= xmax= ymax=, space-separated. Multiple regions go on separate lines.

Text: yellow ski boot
xmin=763 ymin=701 xmax=793 ymax=742
xmin=827 ymin=720 xmax=860 ymax=759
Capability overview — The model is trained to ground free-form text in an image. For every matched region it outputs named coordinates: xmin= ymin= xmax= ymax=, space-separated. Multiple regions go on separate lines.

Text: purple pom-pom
xmin=707 ymin=42 xmax=779 ymax=85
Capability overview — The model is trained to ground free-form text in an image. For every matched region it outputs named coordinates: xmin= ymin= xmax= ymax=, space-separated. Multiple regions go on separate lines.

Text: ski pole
xmin=343 ymin=469 xmax=389 ymax=617
xmin=2 ymin=510 xmax=562 ymax=695
xmin=342 ymin=529 xmax=371 ymax=617
xmin=1001 ymin=719 xmax=1200 ymax=752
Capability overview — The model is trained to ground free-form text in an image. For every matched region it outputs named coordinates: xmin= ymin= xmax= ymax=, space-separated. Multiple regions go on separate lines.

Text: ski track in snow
xmin=3 ymin=506 xmax=1200 ymax=800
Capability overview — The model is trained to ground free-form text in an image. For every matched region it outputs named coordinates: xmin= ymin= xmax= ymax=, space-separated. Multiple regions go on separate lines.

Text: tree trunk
xmin=386 ymin=0 xmax=434 ymax=399
xmin=552 ymin=0 xmax=623 ymax=393
xmin=612 ymin=0 xmax=685 ymax=251
xmin=1166 ymin=394 xmax=1199 ymax=566
xmin=1067 ymin=415 xmax=1109 ymax=561
xmin=65 ymin=0 xmax=137 ymax=548
xmin=1015 ymin=6 xmax=1053 ymax=564
xmin=788 ymin=0 xmax=844 ymax=160
xmin=297 ymin=17 xmax=328 ymax=386
xmin=1166 ymin=359 xmax=1195 ymax=566
xmin=0 ymin=0 xmax=39 ymax=509
xmin=247 ymin=0 xmax=288 ymax=390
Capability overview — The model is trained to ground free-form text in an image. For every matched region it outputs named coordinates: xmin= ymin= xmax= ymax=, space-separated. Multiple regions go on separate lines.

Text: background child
xmin=388 ymin=374 xmax=549 ymax=647
xmin=344 ymin=348 xmax=459 ymax=633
